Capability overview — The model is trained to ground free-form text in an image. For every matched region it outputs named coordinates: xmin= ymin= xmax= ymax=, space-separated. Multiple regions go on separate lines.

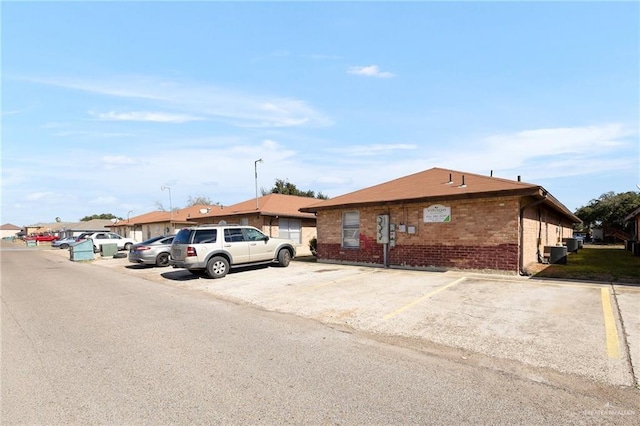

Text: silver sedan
xmin=128 ymin=235 xmax=174 ymax=267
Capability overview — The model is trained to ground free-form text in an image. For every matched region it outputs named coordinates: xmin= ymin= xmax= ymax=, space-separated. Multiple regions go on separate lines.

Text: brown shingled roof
xmin=301 ymin=167 xmax=579 ymax=222
xmin=200 ymin=193 xmax=317 ymax=220
xmin=122 ymin=205 xmax=226 ymax=225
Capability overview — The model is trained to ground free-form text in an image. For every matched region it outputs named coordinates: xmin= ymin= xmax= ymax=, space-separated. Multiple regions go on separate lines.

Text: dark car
xmin=128 ymin=235 xmax=174 ymax=267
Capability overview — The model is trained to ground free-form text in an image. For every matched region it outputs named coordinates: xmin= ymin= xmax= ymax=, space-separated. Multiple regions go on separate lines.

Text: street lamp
xmin=127 ymin=210 xmax=134 ymax=238
xmin=254 ymin=158 xmax=263 ymax=209
xmin=161 ymin=185 xmax=173 ymax=222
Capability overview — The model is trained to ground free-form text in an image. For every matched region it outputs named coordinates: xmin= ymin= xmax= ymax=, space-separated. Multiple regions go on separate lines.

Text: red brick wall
xmin=316 ymin=197 xmax=522 ymax=272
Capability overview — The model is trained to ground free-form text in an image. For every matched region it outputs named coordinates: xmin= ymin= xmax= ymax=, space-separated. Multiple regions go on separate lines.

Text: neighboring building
xmin=193 ymin=194 xmax=318 ymax=256
xmin=112 ymin=205 xmax=225 ymax=241
xmin=0 ymin=223 xmax=23 ymax=239
xmin=61 ymin=219 xmax=117 ymax=238
xmin=624 ymin=206 xmax=640 ymax=241
xmin=301 ymin=167 xmax=580 ymax=274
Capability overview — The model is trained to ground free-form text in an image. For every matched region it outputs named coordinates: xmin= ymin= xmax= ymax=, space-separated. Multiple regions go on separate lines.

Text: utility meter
xmin=376 ymin=214 xmax=390 ymax=244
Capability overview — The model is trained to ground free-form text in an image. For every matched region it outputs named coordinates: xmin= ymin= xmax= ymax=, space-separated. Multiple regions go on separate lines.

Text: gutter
xmin=519 ymin=190 xmax=548 ymax=275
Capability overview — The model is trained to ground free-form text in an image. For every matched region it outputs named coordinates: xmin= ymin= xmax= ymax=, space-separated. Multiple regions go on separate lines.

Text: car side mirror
xmin=263 ymin=236 xmax=269 ymax=242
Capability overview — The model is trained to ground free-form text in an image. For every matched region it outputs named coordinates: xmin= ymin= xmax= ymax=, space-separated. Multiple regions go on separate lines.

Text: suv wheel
xmin=277 ymin=249 xmax=291 ymax=267
xmin=206 ymin=256 xmax=229 ymax=279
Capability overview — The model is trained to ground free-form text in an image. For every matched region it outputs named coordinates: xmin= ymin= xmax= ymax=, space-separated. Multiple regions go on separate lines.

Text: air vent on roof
xmin=458 ymin=175 xmax=467 ymax=188
xmin=445 ymin=173 xmax=454 ymax=184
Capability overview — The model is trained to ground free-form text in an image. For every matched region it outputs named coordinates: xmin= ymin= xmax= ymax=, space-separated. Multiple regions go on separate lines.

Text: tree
xmin=574 ymin=191 xmax=640 ymax=234
xmin=186 ymin=195 xmax=220 ymax=206
xmin=261 ymin=179 xmax=329 ymax=199
xmin=79 ymin=213 xmax=121 ymax=221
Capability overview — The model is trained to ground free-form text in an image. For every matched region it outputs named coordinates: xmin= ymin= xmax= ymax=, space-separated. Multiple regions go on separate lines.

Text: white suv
xmin=169 ymin=224 xmax=296 ymax=278
xmin=77 ymin=232 xmax=137 ymax=253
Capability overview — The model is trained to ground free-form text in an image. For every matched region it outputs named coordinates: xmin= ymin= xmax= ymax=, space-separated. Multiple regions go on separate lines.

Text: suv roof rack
xmin=194 ymin=223 xmax=241 ymax=227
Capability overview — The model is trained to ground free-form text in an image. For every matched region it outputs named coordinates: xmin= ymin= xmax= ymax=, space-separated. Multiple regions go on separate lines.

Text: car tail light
xmin=186 ymin=246 xmax=197 ymax=257
xmin=136 ymin=246 xmax=151 ymax=251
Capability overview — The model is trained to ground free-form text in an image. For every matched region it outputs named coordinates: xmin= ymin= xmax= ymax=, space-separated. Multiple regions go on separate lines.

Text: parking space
xmin=45 ymin=248 xmax=640 ymax=387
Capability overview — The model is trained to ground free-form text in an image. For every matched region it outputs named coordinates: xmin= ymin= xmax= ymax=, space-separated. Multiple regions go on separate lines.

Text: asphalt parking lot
xmin=45 ymin=247 xmax=640 ymax=388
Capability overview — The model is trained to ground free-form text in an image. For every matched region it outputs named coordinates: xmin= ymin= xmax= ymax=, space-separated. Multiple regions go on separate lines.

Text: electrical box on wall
xmin=376 ymin=214 xmax=389 ymax=244
xmin=389 ymin=223 xmax=396 ymax=248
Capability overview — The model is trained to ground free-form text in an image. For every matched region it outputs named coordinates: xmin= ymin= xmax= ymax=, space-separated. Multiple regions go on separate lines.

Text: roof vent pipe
xmin=459 ymin=175 xmax=467 ymax=188
xmin=446 ymin=173 xmax=454 ymax=184
xmin=518 ymin=175 xmax=521 ymax=182
xmin=490 ymin=170 xmax=493 ymax=177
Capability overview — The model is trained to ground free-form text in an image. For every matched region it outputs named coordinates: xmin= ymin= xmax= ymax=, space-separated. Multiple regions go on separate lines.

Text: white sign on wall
xmin=423 ymin=204 xmax=451 ymax=223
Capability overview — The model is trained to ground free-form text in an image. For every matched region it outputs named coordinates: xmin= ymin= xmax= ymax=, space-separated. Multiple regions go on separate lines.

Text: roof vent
xmin=517 ymin=175 xmax=521 ymax=182
xmin=445 ymin=173 xmax=454 ymax=184
xmin=458 ymin=175 xmax=467 ymax=188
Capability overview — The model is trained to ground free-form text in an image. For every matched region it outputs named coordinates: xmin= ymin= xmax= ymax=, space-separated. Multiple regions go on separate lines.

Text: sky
xmin=1 ymin=1 xmax=639 ymax=227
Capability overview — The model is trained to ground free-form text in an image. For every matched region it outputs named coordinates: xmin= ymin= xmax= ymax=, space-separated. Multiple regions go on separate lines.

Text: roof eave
xmin=301 ymin=188 xmax=542 ymax=213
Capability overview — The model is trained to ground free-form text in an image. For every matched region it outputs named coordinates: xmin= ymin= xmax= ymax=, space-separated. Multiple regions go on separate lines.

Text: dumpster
xmin=545 ymin=245 xmax=567 ymax=264
xmin=101 ymin=243 xmax=118 ymax=257
xmin=565 ymin=238 xmax=579 ymax=253
xmin=70 ymin=239 xmax=94 ymax=261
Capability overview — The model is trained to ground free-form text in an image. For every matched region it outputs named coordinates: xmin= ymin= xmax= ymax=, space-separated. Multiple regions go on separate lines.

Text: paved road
xmin=2 ymin=246 xmax=639 ymax=424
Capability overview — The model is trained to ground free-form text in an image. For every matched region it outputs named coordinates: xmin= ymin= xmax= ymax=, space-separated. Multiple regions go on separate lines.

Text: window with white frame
xmin=279 ymin=218 xmax=301 ymax=243
xmin=342 ymin=211 xmax=360 ymax=248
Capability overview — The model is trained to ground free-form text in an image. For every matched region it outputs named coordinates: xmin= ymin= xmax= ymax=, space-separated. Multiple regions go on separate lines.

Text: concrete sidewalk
xmin=45 ymin=247 xmax=640 ymax=388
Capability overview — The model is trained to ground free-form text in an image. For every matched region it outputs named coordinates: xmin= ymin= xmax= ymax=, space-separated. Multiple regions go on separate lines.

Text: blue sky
xmin=2 ymin=1 xmax=638 ymax=226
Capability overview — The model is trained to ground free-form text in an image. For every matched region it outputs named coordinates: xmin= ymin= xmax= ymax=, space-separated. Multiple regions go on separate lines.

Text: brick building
xmin=192 ymin=193 xmax=318 ymax=256
xmin=301 ymin=168 xmax=580 ymax=274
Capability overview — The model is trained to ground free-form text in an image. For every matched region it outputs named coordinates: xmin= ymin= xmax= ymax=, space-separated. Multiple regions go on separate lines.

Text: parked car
xmin=24 ymin=233 xmax=60 ymax=243
xmin=52 ymin=236 xmax=78 ymax=249
xmin=169 ymin=224 xmax=296 ymax=278
xmin=76 ymin=232 xmax=137 ymax=253
xmin=128 ymin=235 xmax=175 ymax=267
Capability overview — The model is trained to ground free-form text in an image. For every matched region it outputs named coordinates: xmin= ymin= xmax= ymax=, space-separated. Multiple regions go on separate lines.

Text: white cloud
xmin=88 ymin=196 xmax=118 ymax=205
xmin=24 ymin=75 xmax=332 ymax=128
xmin=90 ymin=110 xmax=205 ymax=123
xmin=348 ymin=65 xmax=395 ymax=78
xmin=25 ymin=191 xmax=55 ymax=201
xmin=429 ymin=123 xmax=637 ymax=180
xmin=102 ymin=155 xmax=138 ymax=169
xmin=334 ymin=143 xmax=417 ymax=156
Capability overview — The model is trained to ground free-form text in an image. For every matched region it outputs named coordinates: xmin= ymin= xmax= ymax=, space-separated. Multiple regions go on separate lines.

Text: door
xmin=223 ymin=228 xmax=250 ymax=264
xmin=244 ymin=228 xmax=273 ymax=262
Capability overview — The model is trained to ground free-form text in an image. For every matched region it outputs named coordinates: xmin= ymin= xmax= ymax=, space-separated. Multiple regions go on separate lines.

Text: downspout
xmin=519 ymin=190 xmax=548 ymax=275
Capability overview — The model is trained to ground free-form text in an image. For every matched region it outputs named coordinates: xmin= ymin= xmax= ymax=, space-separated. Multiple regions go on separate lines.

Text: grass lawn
xmin=530 ymin=245 xmax=640 ymax=284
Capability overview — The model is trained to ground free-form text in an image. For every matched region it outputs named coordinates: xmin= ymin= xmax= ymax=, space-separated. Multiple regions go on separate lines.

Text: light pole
xmin=254 ymin=158 xmax=263 ymax=209
xmin=161 ymin=185 xmax=173 ymax=223
xmin=127 ymin=210 xmax=134 ymax=238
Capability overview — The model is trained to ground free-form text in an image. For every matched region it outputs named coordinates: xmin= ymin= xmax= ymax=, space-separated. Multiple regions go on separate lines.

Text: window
xmin=342 ymin=211 xmax=360 ymax=248
xmin=279 ymin=218 xmax=301 ymax=243
xmin=240 ymin=218 xmax=249 ymax=226
xmin=193 ymin=229 xmax=217 ymax=244
xmin=224 ymin=228 xmax=245 ymax=243
xmin=244 ymin=228 xmax=266 ymax=241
